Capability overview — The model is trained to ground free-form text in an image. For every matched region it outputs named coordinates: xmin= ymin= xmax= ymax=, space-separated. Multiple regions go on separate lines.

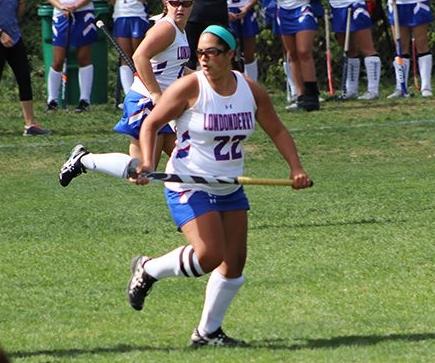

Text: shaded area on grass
xmin=9 ymin=332 xmax=435 ymax=358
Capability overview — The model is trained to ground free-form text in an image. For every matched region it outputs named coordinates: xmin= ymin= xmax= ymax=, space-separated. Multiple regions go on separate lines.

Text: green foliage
xmin=1 ymin=95 xmax=435 ymax=362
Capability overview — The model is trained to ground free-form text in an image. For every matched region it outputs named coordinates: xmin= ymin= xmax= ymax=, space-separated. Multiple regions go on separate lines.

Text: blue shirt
xmin=0 ymin=0 xmax=21 ymax=46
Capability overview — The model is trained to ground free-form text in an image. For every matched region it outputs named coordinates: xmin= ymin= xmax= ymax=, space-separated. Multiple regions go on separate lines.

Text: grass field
xmin=1 ymin=94 xmax=434 ymax=362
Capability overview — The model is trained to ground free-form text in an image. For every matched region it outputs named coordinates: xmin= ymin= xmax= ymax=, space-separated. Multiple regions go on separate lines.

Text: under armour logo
xmin=225 ymin=104 xmax=232 ymax=110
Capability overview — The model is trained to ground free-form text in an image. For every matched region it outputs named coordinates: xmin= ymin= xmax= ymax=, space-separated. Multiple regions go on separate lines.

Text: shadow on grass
xmin=9 ymin=332 xmax=435 ymax=358
xmin=249 ymin=332 xmax=435 ymax=350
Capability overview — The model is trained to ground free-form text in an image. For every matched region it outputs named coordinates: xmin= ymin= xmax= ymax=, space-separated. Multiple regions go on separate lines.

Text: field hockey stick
xmin=60 ymin=14 xmax=73 ymax=109
xmin=411 ymin=36 xmax=420 ymax=91
xmin=392 ymin=0 xmax=408 ymax=96
xmin=324 ymin=9 xmax=335 ymax=96
xmin=340 ymin=7 xmax=352 ymax=99
xmin=114 ymin=56 xmax=122 ymax=109
xmin=127 ymin=160 xmax=313 ymax=187
xmin=96 ymin=20 xmax=136 ymax=73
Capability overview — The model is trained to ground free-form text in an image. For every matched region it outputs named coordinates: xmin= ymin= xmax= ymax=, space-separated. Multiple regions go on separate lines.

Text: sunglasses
xmin=196 ymin=47 xmax=225 ymax=57
xmin=168 ymin=0 xmax=193 ymax=8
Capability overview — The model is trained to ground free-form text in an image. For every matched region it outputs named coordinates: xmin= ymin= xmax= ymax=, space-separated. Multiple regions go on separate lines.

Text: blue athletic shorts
xmin=113 ymin=90 xmax=173 ymax=139
xmin=387 ymin=1 xmax=432 ymax=28
xmin=277 ymin=5 xmax=319 ymax=35
xmin=52 ymin=11 xmax=97 ymax=48
xmin=113 ymin=17 xmax=149 ymax=39
xmin=331 ymin=3 xmax=372 ymax=33
xmin=165 ymin=187 xmax=250 ymax=229
xmin=229 ymin=8 xmax=259 ymax=38
xmin=263 ymin=0 xmax=281 ymax=35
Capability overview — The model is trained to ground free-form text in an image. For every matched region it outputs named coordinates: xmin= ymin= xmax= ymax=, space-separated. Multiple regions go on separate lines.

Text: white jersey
xmin=329 ymin=0 xmax=365 ymax=8
xmin=165 ymin=71 xmax=257 ymax=195
xmin=130 ymin=16 xmax=190 ymax=96
xmin=113 ymin=0 xmax=147 ymax=20
xmin=227 ymin=0 xmax=250 ymax=9
xmin=53 ymin=0 xmax=94 ymax=17
xmin=388 ymin=0 xmax=428 ymax=5
xmin=277 ymin=0 xmax=310 ymax=10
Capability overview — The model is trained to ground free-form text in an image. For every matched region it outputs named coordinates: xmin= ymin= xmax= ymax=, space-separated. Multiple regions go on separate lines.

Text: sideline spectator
xmin=185 ymin=0 xmax=228 ymax=70
xmin=329 ymin=0 xmax=381 ymax=100
xmin=0 ymin=0 xmax=50 ymax=136
xmin=386 ymin=0 xmax=433 ymax=98
xmin=46 ymin=0 xmax=97 ymax=113
xmin=108 ymin=0 xmax=150 ymax=97
xmin=228 ymin=0 xmax=259 ymax=81
xmin=277 ymin=0 xmax=322 ymax=111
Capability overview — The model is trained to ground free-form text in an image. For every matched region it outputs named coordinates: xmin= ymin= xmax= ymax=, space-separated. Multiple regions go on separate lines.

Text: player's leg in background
xmin=413 ymin=23 xmax=432 ymax=97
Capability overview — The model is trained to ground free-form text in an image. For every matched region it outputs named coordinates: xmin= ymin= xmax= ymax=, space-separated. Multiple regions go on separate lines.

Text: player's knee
xmin=197 ymin=251 xmax=223 ymax=274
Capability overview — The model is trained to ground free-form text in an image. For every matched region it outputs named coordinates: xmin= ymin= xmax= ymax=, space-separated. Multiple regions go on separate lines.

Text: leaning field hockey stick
xmin=411 ymin=36 xmax=420 ymax=92
xmin=114 ymin=55 xmax=122 ymax=109
xmin=340 ymin=7 xmax=352 ymax=99
xmin=324 ymin=9 xmax=335 ymax=96
xmin=96 ymin=20 xmax=137 ymax=73
xmin=392 ymin=0 xmax=408 ymax=96
xmin=127 ymin=160 xmax=313 ymax=187
xmin=60 ymin=14 xmax=73 ymax=109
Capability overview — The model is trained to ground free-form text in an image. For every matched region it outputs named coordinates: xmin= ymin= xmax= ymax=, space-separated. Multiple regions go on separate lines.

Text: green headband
xmin=201 ymin=25 xmax=237 ymax=50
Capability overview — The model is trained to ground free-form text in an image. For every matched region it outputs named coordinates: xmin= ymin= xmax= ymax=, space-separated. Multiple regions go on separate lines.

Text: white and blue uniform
xmin=114 ymin=16 xmax=190 ymax=139
xmin=52 ymin=0 xmax=97 ymax=48
xmin=277 ymin=0 xmax=320 ymax=35
xmin=387 ymin=0 xmax=432 ymax=27
xmin=228 ymin=0 xmax=259 ymax=38
xmin=329 ymin=0 xmax=372 ymax=33
xmin=165 ymin=71 xmax=256 ymax=228
xmin=112 ymin=0 xmax=149 ymax=39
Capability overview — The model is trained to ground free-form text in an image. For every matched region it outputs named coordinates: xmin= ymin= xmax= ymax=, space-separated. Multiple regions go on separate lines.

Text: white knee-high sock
xmin=80 ymin=153 xmax=132 ymax=178
xmin=198 ymin=270 xmax=245 ymax=336
xmin=283 ymin=61 xmax=297 ymax=102
xmin=78 ymin=64 xmax=94 ymax=102
xmin=393 ymin=57 xmax=410 ymax=91
xmin=244 ymin=59 xmax=258 ymax=81
xmin=145 ymin=245 xmax=205 ymax=280
xmin=120 ymin=64 xmax=134 ymax=95
xmin=346 ymin=57 xmax=360 ymax=96
xmin=47 ymin=67 xmax=62 ymax=103
xmin=364 ymin=56 xmax=381 ymax=95
xmin=418 ymin=53 xmax=432 ymax=92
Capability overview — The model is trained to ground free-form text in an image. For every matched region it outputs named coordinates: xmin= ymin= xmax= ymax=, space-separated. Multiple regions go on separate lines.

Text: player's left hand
xmin=290 ymin=169 xmax=312 ymax=189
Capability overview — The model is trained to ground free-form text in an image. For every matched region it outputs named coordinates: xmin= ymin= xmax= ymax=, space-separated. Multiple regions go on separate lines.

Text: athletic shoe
xmin=190 ymin=327 xmax=248 ymax=348
xmin=127 ymin=256 xmax=157 ymax=311
xmin=23 ymin=124 xmax=51 ymax=136
xmin=75 ymin=99 xmax=90 ymax=113
xmin=285 ymin=101 xmax=298 ymax=111
xmin=46 ymin=100 xmax=58 ymax=112
xmin=357 ymin=91 xmax=379 ymax=100
xmin=387 ymin=90 xmax=410 ymax=99
xmin=301 ymin=94 xmax=320 ymax=112
xmin=59 ymin=144 xmax=89 ymax=187
xmin=421 ymin=89 xmax=433 ymax=97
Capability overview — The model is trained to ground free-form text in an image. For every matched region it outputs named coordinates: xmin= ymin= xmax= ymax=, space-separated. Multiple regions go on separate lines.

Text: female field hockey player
xmin=59 ymin=0 xmax=193 ymax=187
xmin=109 ymin=0 xmax=150 ymax=97
xmin=328 ymin=0 xmax=381 ymax=100
xmin=386 ymin=0 xmax=433 ymax=98
xmin=46 ymin=0 xmax=97 ymax=112
xmin=228 ymin=0 xmax=259 ymax=81
xmin=276 ymin=0 xmax=323 ymax=111
xmin=127 ymin=25 xmax=312 ymax=347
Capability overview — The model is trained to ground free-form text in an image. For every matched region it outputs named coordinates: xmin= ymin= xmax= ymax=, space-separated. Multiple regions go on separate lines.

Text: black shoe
xmin=59 ymin=144 xmax=89 ymax=187
xmin=23 ymin=124 xmax=51 ymax=136
xmin=46 ymin=100 xmax=58 ymax=112
xmin=75 ymin=99 xmax=90 ymax=113
xmin=190 ymin=327 xmax=248 ymax=348
xmin=127 ymin=256 xmax=157 ymax=311
xmin=301 ymin=94 xmax=320 ymax=112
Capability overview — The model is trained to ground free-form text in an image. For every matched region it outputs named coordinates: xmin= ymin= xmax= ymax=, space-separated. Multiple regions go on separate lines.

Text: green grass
xmin=1 ymin=94 xmax=434 ymax=362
